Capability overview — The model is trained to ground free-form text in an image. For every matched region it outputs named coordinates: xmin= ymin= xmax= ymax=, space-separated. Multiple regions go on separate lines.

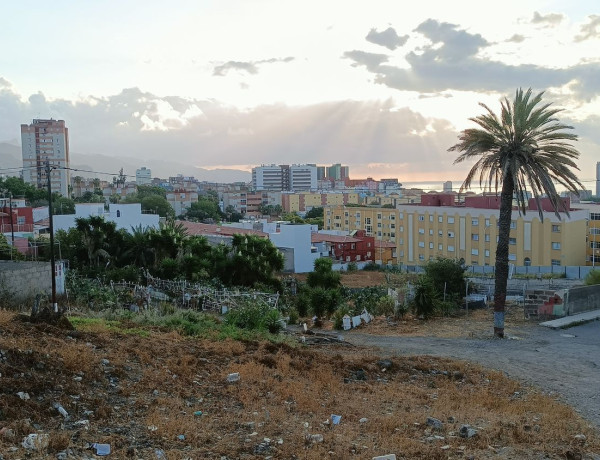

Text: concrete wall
xmin=565 ymin=285 xmax=600 ymax=315
xmin=0 ymin=261 xmax=52 ymax=302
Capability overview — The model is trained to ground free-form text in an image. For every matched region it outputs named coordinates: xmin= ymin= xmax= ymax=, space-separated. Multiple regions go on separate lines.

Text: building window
xmin=590 ymin=241 xmax=600 ymax=249
xmin=485 ymin=249 xmax=490 ymax=257
xmin=472 ymin=234 xmax=479 ymax=241
xmin=485 ymin=234 xmax=490 ymax=242
xmin=438 ymin=216 xmax=443 ymax=223
xmin=552 ymin=225 xmax=560 ymax=232
xmin=418 ymin=228 xmax=425 ymax=234
xmin=509 ymin=237 xmax=516 ymax=245
xmin=448 ymin=231 xmax=454 ymax=238
xmin=365 ymin=217 xmax=371 ymax=225
xmin=418 ymin=254 xmax=425 ymax=261
xmin=510 ymin=221 xmax=517 ymax=229
xmin=399 ymin=213 xmax=403 ymax=219
xmin=418 ymin=215 xmax=424 ymax=221
xmin=448 ymin=245 xmax=455 ymax=252
xmin=429 ymin=215 xmax=433 ymax=222
xmin=471 ymin=248 xmax=479 ymax=255
xmin=429 ymin=229 xmax=433 ymax=235
xmin=472 ymin=218 xmax=479 ymax=226
xmin=438 ymin=244 xmax=442 ymax=250
xmin=116 ymin=210 xmax=121 ymax=218
xmin=485 ymin=218 xmax=490 ymax=227
xmin=551 ymin=242 xmax=561 ymax=250
xmin=438 ymin=230 xmax=443 ymax=236
xmin=591 ymin=228 xmax=600 ymax=235
xmin=390 ymin=223 xmax=395 ymax=229
xmin=591 ymin=213 xmax=600 ymax=221
xmin=508 ymin=254 xmax=517 ymax=261
xmin=429 ymin=242 xmax=434 ymax=249
xmin=418 ymin=242 xmax=425 ymax=248
xmin=377 ymin=213 xmax=382 ymax=219
xmin=551 ymin=259 xmax=561 ymax=266
xmin=390 ymin=232 xmax=395 ymax=238
xmin=524 ymin=257 xmax=531 ymax=266
xmin=448 ymin=217 xmax=455 ymax=224
xmin=399 ymin=226 xmax=404 ymax=232
xmin=399 ymin=238 xmax=403 ymax=245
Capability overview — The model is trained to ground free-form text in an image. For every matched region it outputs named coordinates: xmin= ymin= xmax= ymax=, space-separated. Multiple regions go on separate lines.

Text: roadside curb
xmin=539 ymin=310 xmax=600 ymax=329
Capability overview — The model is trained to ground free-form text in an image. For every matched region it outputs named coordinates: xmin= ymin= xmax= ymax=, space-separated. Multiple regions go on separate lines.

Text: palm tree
xmin=449 ymin=88 xmax=583 ymax=338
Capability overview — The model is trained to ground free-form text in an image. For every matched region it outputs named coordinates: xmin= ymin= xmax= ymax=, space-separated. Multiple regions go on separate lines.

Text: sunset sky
xmin=1 ymin=1 xmax=599 ymax=187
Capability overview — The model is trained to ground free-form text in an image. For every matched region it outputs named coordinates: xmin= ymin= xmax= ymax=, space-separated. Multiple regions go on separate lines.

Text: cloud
xmin=0 ymin=85 xmax=463 ymax=179
xmin=343 ymin=50 xmax=389 ymax=72
xmin=365 ymin=27 xmax=409 ymax=50
xmin=531 ymin=11 xmax=564 ymax=27
xmin=0 ymin=77 xmax=12 ymax=88
xmin=213 ymin=57 xmax=294 ymax=76
xmin=505 ymin=34 xmax=526 ymax=43
xmin=343 ymin=19 xmax=600 ymax=100
xmin=575 ymin=15 xmax=600 ymax=42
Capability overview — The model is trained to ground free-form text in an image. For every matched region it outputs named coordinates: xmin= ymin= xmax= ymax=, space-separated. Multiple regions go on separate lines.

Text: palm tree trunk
xmin=493 ymin=173 xmax=514 ymax=338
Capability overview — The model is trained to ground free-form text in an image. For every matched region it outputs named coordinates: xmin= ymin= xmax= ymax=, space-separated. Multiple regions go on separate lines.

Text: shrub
xmin=394 ymin=302 xmax=410 ymax=319
xmin=332 ymin=303 xmax=353 ymax=330
xmin=373 ymin=295 xmax=396 ymax=316
xmin=353 ymin=286 xmax=387 ymax=313
xmin=436 ymin=300 xmax=457 ymax=317
xmin=412 ymin=277 xmax=439 ymax=319
xmin=584 ymin=269 xmax=600 ymax=286
xmin=423 ymin=257 xmax=466 ymax=302
xmin=347 ymin=262 xmax=358 ymax=272
xmin=224 ymin=300 xmax=283 ymax=333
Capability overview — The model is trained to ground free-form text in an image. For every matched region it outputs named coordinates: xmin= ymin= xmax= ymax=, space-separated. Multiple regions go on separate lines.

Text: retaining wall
xmin=0 ymin=261 xmax=52 ymax=302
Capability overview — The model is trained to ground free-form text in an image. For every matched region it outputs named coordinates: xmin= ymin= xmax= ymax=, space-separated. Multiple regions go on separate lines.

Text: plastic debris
xmin=155 ymin=449 xmax=167 ymax=459
xmin=194 ymin=410 xmax=203 ymax=416
xmin=91 ymin=443 xmax=111 ymax=456
xmin=17 ymin=391 xmax=30 ymax=400
xmin=53 ymin=402 xmax=69 ymax=418
xmin=178 ymin=434 xmax=185 ymax=441
xmin=330 ymin=414 xmax=342 ymax=425
xmin=227 ymin=372 xmax=240 ymax=383
xmin=22 ymin=433 xmax=49 ymax=450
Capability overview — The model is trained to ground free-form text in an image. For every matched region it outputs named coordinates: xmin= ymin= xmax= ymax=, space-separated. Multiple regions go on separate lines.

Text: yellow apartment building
xmin=282 ymin=192 xmax=361 ymax=214
xmin=568 ymin=202 xmax=600 ymax=266
xmin=325 ymin=200 xmax=588 ymax=267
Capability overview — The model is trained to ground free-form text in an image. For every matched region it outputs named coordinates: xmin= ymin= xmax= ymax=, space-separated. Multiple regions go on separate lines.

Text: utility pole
xmin=45 ymin=161 xmax=58 ymax=313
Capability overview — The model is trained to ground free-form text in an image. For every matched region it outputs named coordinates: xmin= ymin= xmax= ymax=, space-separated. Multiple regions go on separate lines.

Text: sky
xmin=1 ymin=0 xmax=599 ymax=188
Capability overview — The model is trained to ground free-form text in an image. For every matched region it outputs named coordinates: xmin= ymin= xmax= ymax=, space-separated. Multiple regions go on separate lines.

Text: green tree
xmin=122 ymin=224 xmax=155 ymax=268
xmin=450 ymin=88 xmax=583 ymax=337
xmin=74 ymin=216 xmax=120 ymax=267
xmin=305 ymin=258 xmax=342 ymax=317
xmin=141 ymin=195 xmax=174 ymax=219
xmin=185 ymin=196 xmax=222 ymax=222
xmin=305 ymin=207 xmax=324 ymax=219
xmin=52 ymin=196 xmax=75 ymax=215
xmin=226 ymin=234 xmax=284 ymax=289
xmin=412 ymin=277 xmax=439 ymax=319
xmin=423 ymin=257 xmax=466 ymax=303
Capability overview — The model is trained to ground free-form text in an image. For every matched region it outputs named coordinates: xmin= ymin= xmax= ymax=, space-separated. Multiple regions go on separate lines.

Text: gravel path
xmin=342 ymin=320 xmax=600 ymax=428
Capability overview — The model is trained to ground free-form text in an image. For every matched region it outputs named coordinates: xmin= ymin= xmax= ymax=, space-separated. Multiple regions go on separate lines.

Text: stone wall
xmin=524 ymin=289 xmax=565 ymax=319
xmin=0 ymin=261 xmax=52 ymax=303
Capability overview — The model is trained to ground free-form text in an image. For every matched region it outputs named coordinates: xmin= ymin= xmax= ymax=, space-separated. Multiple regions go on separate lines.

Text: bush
xmin=394 ymin=302 xmax=410 ymax=319
xmin=373 ymin=296 xmax=396 ymax=316
xmin=332 ymin=303 xmax=353 ymax=330
xmin=347 ymin=262 xmax=358 ymax=272
xmin=436 ymin=300 xmax=457 ymax=317
xmin=584 ymin=269 xmax=600 ymax=286
xmin=412 ymin=277 xmax=439 ymax=319
xmin=224 ymin=300 xmax=283 ymax=333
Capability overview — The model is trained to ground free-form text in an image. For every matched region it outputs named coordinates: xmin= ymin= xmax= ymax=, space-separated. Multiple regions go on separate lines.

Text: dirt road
xmin=343 ymin=320 xmax=600 ymax=428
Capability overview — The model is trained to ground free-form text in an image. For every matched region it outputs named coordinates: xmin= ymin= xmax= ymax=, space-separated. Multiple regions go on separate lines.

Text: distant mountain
xmin=0 ymin=143 xmax=251 ymax=183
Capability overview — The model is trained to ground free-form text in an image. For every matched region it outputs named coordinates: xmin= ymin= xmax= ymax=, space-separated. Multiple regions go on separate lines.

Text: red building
xmin=312 ymin=230 xmax=376 ymax=263
xmin=0 ymin=205 xmax=34 ymax=234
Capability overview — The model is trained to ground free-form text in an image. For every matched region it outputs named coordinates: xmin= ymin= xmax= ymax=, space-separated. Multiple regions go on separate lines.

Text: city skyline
xmin=1 ymin=1 xmax=599 ymax=186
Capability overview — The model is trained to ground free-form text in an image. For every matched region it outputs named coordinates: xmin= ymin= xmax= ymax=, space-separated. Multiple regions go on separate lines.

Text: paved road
xmin=342 ymin=321 xmax=600 ymax=428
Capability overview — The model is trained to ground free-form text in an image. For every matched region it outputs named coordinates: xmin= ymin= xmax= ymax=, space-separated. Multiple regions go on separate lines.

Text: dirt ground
xmin=1 ymin=310 xmax=599 ymax=459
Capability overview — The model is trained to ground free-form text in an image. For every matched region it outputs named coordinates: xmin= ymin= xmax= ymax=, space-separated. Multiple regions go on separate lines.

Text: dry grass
xmin=0 ymin=309 xmax=598 ymax=459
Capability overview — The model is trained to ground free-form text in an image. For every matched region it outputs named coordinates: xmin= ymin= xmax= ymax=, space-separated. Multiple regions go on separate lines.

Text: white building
xmin=53 ymin=203 xmax=160 ymax=233
xmin=21 ymin=119 xmax=70 ymax=197
xmin=136 ymin=167 xmax=152 ymax=185
xmin=252 ymin=164 xmax=317 ymax=191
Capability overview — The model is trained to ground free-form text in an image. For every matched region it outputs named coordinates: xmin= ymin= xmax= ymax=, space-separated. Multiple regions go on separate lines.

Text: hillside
xmin=0 ymin=310 xmax=598 ymax=459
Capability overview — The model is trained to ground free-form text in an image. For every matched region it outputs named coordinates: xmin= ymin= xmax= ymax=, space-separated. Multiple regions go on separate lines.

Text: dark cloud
xmin=506 ymin=34 xmax=526 ymax=43
xmin=0 ymin=85 xmax=462 ymax=179
xmin=213 ymin=57 xmax=294 ymax=76
xmin=365 ymin=27 xmax=409 ymax=50
xmin=531 ymin=11 xmax=564 ymax=27
xmin=343 ymin=19 xmax=600 ymax=101
xmin=575 ymin=15 xmax=600 ymax=42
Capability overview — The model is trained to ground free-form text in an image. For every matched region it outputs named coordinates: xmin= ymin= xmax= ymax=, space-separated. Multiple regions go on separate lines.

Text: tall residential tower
xmin=21 ymin=119 xmax=70 ymax=197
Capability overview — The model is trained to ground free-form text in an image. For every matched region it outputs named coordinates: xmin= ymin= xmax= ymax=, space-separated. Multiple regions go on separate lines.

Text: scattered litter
xmin=330 ymin=414 xmax=342 ymax=425
xmin=194 ymin=410 xmax=203 ymax=416
xmin=372 ymin=455 xmax=396 ymax=460
xmin=91 ymin=443 xmax=111 ymax=456
xmin=155 ymin=448 xmax=167 ymax=459
xmin=359 ymin=417 xmax=369 ymax=424
xmin=560 ymin=333 xmax=576 ymax=338
xmin=17 ymin=391 xmax=30 ymax=400
xmin=54 ymin=403 xmax=69 ymax=418
xmin=22 ymin=433 xmax=49 ymax=450
xmin=309 ymin=434 xmax=324 ymax=443
xmin=227 ymin=372 xmax=240 ymax=383
xmin=177 ymin=434 xmax=185 ymax=441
